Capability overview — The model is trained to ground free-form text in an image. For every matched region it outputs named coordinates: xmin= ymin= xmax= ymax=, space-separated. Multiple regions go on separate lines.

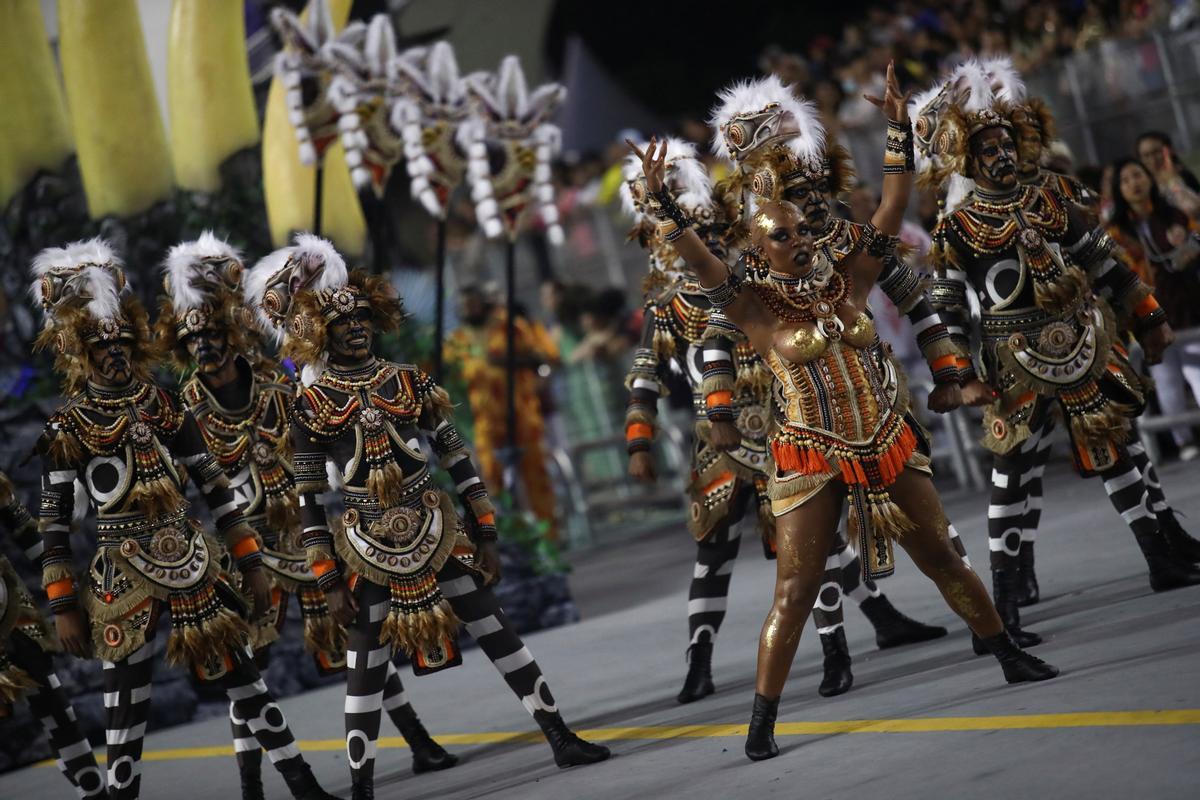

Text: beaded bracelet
xmin=701 ymin=271 xmax=742 ymax=309
xmin=649 ymin=188 xmax=695 ymax=233
xmin=883 ymin=119 xmax=915 ymax=174
xmin=861 ymin=223 xmax=901 ymax=260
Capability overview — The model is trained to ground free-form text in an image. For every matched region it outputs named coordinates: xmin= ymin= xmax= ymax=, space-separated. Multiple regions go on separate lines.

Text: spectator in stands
xmin=1107 ymin=156 xmax=1200 ymax=460
xmin=1137 ymin=130 xmax=1200 ymax=217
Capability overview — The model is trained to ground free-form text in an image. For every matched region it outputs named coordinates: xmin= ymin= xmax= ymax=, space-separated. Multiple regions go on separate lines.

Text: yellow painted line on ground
xmin=34 ymin=709 xmax=1200 ymax=768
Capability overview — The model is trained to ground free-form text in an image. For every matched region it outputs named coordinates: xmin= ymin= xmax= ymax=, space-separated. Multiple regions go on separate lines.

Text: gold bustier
xmin=781 ymin=313 xmax=876 ymax=366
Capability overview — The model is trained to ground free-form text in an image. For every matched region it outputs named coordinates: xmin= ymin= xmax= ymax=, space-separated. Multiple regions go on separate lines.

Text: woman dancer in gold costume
xmin=629 ymin=64 xmax=1057 ymax=762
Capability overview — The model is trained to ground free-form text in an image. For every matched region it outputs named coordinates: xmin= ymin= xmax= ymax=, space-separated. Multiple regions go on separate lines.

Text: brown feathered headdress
xmin=30 ymin=238 xmax=157 ymax=395
xmin=155 ymin=232 xmax=263 ymax=372
xmin=246 ymin=234 xmax=403 ymax=385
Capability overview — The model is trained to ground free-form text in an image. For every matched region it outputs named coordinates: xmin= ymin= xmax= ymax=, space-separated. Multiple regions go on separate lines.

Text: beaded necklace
xmin=751 ymin=257 xmax=852 ymax=339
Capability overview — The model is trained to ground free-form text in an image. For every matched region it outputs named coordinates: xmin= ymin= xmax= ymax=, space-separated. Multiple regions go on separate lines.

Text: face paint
xmin=88 ymin=339 xmax=134 ymax=385
xmin=183 ymin=325 xmax=231 ymax=375
xmin=326 ymin=307 xmax=374 ymax=364
xmin=969 ymin=126 xmax=1019 ymax=191
xmin=755 ymin=202 xmax=817 ymax=277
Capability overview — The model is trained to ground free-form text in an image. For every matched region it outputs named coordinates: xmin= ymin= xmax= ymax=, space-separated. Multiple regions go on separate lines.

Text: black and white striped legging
xmin=686 ymin=486 xmax=972 ymax=646
xmin=988 ymin=403 xmax=1158 ymax=571
xmin=104 ymin=631 xmax=306 ymax=799
xmin=6 ymin=630 xmax=105 ymax=798
xmin=343 ymin=559 xmax=558 ymax=787
xmin=684 ymin=486 xmax=850 ymax=643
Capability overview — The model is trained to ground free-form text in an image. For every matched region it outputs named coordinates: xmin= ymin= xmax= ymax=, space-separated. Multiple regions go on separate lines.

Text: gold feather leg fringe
xmin=165 ymin=604 xmax=249 ymax=669
xmin=0 ymin=661 xmax=39 ymax=704
xmin=380 ymin=593 xmax=461 ymax=658
xmin=652 ymin=327 xmax=676 ymax=359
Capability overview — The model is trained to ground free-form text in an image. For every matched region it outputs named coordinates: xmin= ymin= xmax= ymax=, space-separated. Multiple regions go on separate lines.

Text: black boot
xmin=676 ymin=640 xmax=715 ymax=704
xmin=817 ymin=629 xmax=853 ymax=698
xmin=973 ymin=568 xmax=1041 ymax=654
xmin=979 ymin=631 xmax=1059 ymax=683
xmin=350 ymin=777 xmax=373 ymax=800
xmin=389 ymin=703 xmax=459 ymax=774
xmin=744 ymin=693 xmax=780 ymax=761
xmin=239 ymin=758 xmax=265 ymax=800
xmin=858 ymin=595 xmax=948 ymax=649
xmin=1016 ymin=543 xmax=1040 ymax=607
xmin=1159 ymin=510 xmax=1200 ymax=564
xmin=280 ymin=763 xmax=343 ymax=800
xmin=1136 ymin=528 xmax=1200 ymax=592
xmin=535 ymin=711 xmax=611 ymax=768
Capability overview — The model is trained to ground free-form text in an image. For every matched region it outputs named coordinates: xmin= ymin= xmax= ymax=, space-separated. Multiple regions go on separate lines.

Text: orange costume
xmin=447 ymin=313 xmax=560 ymax=540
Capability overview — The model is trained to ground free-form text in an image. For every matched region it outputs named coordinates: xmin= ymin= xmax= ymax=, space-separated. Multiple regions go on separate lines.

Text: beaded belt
xmin=96 ymin=511 xmax=190 ymax=545
xmin=343 ymin=470 xmax=434 ymax=524
xmin=981 ymin=300 xmax=1086 ymax=342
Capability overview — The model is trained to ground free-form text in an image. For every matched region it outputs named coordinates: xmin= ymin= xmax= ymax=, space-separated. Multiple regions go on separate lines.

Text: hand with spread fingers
xmin=865 ymin=61 xmax=910 ymax=123
xmin=628 ymin=137 xmax=669 ymax=194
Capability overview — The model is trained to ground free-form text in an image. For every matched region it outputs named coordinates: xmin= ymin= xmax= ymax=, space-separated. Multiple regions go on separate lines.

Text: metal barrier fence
xmin=842 ymin=26 xmax=1200 ymax=182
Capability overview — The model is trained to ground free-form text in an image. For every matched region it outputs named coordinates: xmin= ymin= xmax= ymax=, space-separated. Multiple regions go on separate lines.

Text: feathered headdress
xmin=619 ymin=138 xmax=736 ymax=288
xmin=392 ymin=41 xmax=472 ymax=219
xmin=30 ymin=238 xmax=156 ymax=394
xmin=246 ymin=233 xmax=402 ymax=384
xmin=708 ymin=75 xmax=852 ymax=205
xmin=155 ymin=232 xmax=264 ymax=371
xmin=458 ymin=55 xmax=566 ymax=243
xmin=910 ymin=59 xmax=1014 ymax=210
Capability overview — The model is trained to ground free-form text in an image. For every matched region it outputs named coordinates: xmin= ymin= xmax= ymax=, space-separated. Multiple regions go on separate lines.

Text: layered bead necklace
xmin=749 ymin=251 xmax=852 ymax=340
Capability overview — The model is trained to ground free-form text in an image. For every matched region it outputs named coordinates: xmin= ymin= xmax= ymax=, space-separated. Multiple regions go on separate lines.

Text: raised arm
xmin=629 ymin=139 xmax=762 ymax=332
xmin=868 ymin=62 xmax=914 ymax=237
xmin=847 ymin=63 xmax=916 ymax=293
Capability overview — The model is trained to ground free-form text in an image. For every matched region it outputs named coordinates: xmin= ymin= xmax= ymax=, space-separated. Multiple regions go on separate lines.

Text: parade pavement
xmin=3 ymin=459 xmax=1199 ymax=799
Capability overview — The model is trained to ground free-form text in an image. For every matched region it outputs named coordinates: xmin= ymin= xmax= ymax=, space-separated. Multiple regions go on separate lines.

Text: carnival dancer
xmin=916 ymin=64 xmax=1200 ymax=636
xmin=157 ymin=234 xmax=457 ymax=798
xmin=631 ymin=62 xmax=1058 ymax=763
xmin=246 ymin=235 xmax=608 ymax=799
xmin=980 ymin=57 xmax=1200 ymax=605
xmin=620 ymin=139 xmax=945 ymax=704
xmin=0 ymin=470 xmax=105 ymax=798
xmin=30 ymin=239 xmax=339 ymax=800
xmin=445 ymin=287 xmax=560 ymax=541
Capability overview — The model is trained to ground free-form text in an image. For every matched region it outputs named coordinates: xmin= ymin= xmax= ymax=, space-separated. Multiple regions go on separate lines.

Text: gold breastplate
xmin=782 ymin=313 xmax=875 ymax=365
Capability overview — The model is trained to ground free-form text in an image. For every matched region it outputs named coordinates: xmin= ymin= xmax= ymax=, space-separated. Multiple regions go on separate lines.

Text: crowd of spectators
xmin=761 ymin=0 xmax=1198 ymax=142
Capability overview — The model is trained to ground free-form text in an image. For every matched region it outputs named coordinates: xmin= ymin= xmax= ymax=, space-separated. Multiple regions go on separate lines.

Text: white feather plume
xmin=163 ymin=232 xmax=243 ymax=312
xmin=30 ymin=238 xmax=125 ymax=323
xmin=618 ymin=138 xmax=713 ymax=222
xmin=708 ymin=74 xmax=825 ymax=168
xmin=980 ymin=56 xmax=1026 ymax=105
